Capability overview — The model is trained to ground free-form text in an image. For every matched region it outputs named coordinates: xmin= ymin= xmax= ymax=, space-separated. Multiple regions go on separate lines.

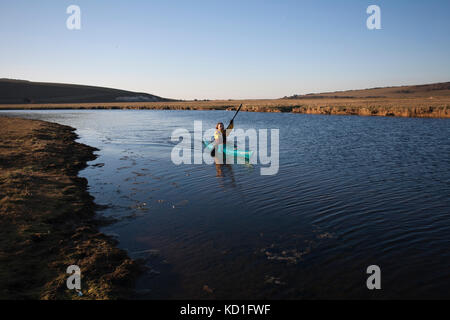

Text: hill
xmin=0 ymin=79 xmax=172 ymax=104
xmin=283 ymin=82 xmax=450 ymax=99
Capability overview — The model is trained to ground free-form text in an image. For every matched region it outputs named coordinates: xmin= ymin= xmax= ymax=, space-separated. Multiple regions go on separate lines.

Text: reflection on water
xmin=1 ymin=109 xmax=450 ymax=299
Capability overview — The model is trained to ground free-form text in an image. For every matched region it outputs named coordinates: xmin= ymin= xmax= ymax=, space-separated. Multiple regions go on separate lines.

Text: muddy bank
xmin=0 ymin=116 xmax=141 ymax=299
xmin=1 ymin=98 xmax=449 ymax=118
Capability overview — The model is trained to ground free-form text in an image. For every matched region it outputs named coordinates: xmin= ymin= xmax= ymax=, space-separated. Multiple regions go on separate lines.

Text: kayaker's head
xmin=216 ymin=122 xmax=225 ymax=132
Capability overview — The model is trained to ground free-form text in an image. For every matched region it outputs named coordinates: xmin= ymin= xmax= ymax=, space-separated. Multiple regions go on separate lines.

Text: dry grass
xmin=1 ymin=96 xmax=449 ymax=118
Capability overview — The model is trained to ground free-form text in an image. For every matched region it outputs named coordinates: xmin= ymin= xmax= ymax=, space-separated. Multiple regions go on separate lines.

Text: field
xmin=1 ymin=80 xmax=449 ymax=118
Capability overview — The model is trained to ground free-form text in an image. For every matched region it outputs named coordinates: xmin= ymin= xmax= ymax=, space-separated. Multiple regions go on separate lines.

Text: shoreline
xmin=0 ymin=99 xmax=449 ymax=118
xmin=0 ymin=116 xmax=141 ymax=299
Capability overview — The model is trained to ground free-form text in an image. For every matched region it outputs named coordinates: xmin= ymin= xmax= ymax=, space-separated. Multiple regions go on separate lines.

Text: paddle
xmin=226 ymin=103 xmax=243 ymax=131
xmin=211 ymin=104 xmax=243 ymax=157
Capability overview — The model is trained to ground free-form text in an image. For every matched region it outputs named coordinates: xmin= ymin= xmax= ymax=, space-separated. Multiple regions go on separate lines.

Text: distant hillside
xmin=283 ymin=82 xmax=450 ymax=99
xmin=0 ymin=79 xmax=173 ymax=104
xmin=1 ymin=80 xmax=449 ymax=118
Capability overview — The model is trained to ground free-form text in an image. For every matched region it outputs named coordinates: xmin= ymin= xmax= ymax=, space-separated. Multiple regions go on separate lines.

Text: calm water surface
xmin=2 ymin=110 xmax=450 ymax=299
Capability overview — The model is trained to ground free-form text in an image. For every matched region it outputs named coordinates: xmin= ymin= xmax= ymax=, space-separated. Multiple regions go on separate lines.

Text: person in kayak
xmin=214 ymin=122 xmax=227 ymax=145
xmin=212 ymin=120 xmax=233 ymax=161
xmin=214 ymin=120 xmax=236 ymax=146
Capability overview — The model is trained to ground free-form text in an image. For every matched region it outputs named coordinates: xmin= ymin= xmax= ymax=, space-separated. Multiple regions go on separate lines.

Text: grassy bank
xmin=0 ymin=116 xmax=141 ymax=299
xmin=0 ymin=96 xmax=449 ymax=118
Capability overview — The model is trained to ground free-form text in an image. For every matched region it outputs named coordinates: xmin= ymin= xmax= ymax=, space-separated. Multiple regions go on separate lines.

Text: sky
xmin=0 ymin=0 xmax=449 ymax=100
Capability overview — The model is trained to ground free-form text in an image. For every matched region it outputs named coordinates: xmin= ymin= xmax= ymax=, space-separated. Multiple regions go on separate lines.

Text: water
xmin=2 ymin=109 xmax=449 ymax=299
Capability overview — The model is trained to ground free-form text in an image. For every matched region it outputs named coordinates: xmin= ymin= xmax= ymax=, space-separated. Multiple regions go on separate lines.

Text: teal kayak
xmin=203 ymin=140 xmax=253 ymax=159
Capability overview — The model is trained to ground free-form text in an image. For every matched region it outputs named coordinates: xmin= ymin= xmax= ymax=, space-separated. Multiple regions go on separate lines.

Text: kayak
xmin=203 ymin=140 xmax=253 ymax=159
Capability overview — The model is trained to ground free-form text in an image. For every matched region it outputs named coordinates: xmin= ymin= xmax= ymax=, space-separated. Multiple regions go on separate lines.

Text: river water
xmin=2 ymin=109 xmax=449 ymax=299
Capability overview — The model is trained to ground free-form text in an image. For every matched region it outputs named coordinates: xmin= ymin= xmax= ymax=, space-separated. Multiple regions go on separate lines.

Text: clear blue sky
xmin=1 ymin=0 xmax=449 ymax=99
